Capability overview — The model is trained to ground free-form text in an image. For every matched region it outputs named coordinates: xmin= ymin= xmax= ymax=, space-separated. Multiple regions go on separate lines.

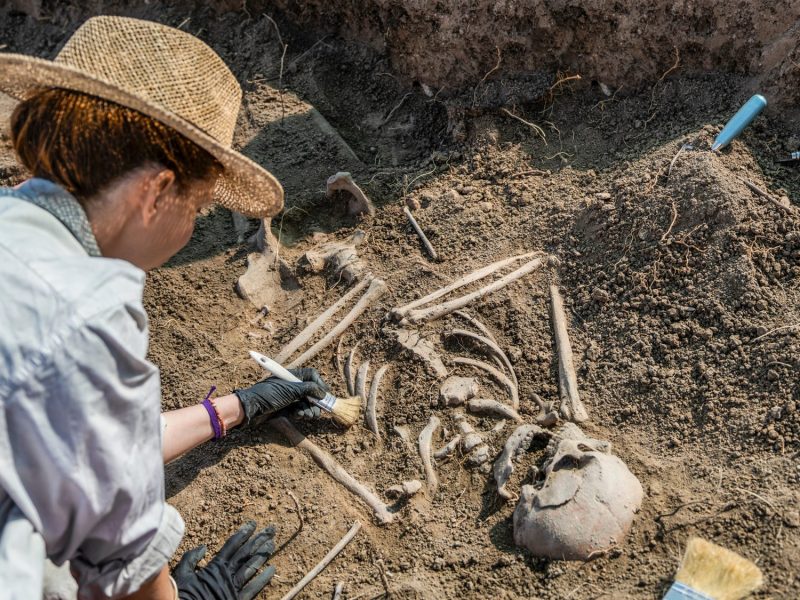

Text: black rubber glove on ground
xmin=174 ymin=521 xmax=276 ymax=600
xmin=235 ymin=368 xmax=329 ymax=424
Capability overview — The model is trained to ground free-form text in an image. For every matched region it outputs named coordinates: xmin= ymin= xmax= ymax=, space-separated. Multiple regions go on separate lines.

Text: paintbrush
xmin=249 ymin=351 xmax=361 ymax=427
xmin=663 ymin=537 xmax=763 ymax=600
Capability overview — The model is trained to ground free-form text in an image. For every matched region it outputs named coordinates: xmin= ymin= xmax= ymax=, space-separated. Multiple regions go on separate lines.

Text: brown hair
xmin=10 ymin=88 xmax=222 ymax=202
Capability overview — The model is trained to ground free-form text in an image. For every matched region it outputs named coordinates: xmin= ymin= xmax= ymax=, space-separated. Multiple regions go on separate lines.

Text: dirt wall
xmin=244 ymin=0 xmax=800 ymax=113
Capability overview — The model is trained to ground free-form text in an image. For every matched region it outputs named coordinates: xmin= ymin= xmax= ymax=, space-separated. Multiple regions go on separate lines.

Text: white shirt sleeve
xmin=0 ymin=301 xmax=184 ymax=599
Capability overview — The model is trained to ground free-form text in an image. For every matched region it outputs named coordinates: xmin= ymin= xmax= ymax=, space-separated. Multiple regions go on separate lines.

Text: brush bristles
xmin=329 ymin=395 xmax=362 ymax=427
xmin=675 ymin=537 xmax=763 ymax=600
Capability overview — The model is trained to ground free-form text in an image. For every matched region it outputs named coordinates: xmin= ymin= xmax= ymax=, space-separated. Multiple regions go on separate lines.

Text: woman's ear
xmin=141 ymin=168 xmax=177 ymax=226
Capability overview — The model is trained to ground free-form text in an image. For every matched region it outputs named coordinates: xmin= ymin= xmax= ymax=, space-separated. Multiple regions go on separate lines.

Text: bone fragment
xmin=276 ymin=278 xmax=371 ymax=364
xmin=453 ymin=357 xmax=519 ymax=410
xmin=468 ymin=398 xmax=523 ymax=423
xmin=302 ymin=230 xmax=366 ymax=284
xmin=270 ymin=417 xmax=393 ymax=525
xmin=279 ymin=521 xmax=362 ymax=600
xmin=454 ymin=310 xmax=498 ymax=344
xmin=387 ymin=327 xmax=448 ymax=377
xmin=433 ymin=435 xmax=461 ymax=461
xmin=392 ymin=251 xmax=539 ymax=319
xmin=466 ymin=444 xmax=491 ymax=468
xmin=401 ymin=255 xmax=552 ymax=324
xmin=455 ymin=415 xmax=483 ymax=452
xmin=366 ymin=365 xmax=389 ymax=439
xmin=446 ymin=328 xmax=518 ymax=390
xmin=326 ymin=172 xmax=375 ymax=216
xmin=288 ymin=278 xmax=387 ymax=368
xmin=404 ymin=206 xmax=438 ymax=260
xmin=356 ymin=361 xmax=370 ymax=403
xmin=418 ymin=415 xmax=441 ymax=494
xmin=344 ymin=343 xmax=360 ymax=396
xmin=385 ymin=479 xmax=423 ymax=500
xmin=494 ymin=424 xmax=544 ymax=501
xmin=333 ymin=582 xmax=344 ymax=600
xmin=438 ymin=376 xmax=479 ymax=407
xmin=492 ymin=420 xmax=508 ymax=433
xmin=549 ymin=285 xmax=589 ymax=423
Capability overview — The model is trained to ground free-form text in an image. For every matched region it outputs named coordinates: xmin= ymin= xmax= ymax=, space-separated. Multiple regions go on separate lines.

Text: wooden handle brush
xmin=663 ymin=537 xmax=763 ymax=600
xmin=249 ymin=351 xmax=361 ymax=427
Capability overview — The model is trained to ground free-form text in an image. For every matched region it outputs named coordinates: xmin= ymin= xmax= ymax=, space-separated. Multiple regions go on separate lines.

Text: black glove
xmin=173 ymin=521 xmax=276 ymax=600
xmin=235 ymin=368 xmax=329 ymax=424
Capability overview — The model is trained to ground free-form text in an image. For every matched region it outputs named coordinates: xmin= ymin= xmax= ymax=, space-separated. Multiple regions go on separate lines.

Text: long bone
xmin=468 ymin=398 xmax=523 ymax=423
xmin=391 ymin=252 xmax=539 ymax=319
xmin=453 ymin=357 xmax=519 ymax=410
xmin=276 ymin=278 xmax=371 ymax=364
xmin=418 ymin=415 xmax=441 ymax=494
xmin=494 ymin=424 xmax=545 ymax=501
xmin=402 ymin=255 xmax=551 ymax=324
xmin=446 ymin=328 xmax=518 ymax=390
xmin=288 ymin=278 xmax=387 ymax=368
xmin=453 ymin=311 xmax=504 ymax=372
xmin=366 ymin=365 xmax=389 ymax=439
xmin=270 ymin=417 xmax=394 ymax=525
xmin=549 ymin=285 xmax=589 ymax=423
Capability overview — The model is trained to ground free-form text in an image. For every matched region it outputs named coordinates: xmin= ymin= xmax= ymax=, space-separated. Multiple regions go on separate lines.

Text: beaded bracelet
xmin=200 ymin=385 xmax=225 ymax=439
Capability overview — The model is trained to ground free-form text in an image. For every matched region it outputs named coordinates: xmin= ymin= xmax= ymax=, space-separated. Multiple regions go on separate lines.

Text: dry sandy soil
xmin=1 ymin=2 xmax=799 ymax=599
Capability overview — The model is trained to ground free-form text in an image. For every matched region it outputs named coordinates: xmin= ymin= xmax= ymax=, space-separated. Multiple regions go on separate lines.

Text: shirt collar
xmin=14 ymin=179 xmax=102 ymax=257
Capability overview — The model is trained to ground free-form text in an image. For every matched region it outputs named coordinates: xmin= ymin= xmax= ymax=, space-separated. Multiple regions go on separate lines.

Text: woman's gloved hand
xmin=173 ymin=521 xmax=276 ymax=600
xmin=235 ymin=368 xmax=329 ymax=424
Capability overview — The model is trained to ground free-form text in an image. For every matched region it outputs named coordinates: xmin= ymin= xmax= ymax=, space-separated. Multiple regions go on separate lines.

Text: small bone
xmin=404 ymin=206 xmax=438 ymax=260
xmin=344 ymin=342 xmax=360 ymax=397
xmin=468 ymin=398 xmax=523 ymax=423
xmin=418 ymin=415 xmax=441 ymax=494
xmin=439 ymin=376 xmax=479 ymax=407
xmin=327 ymin=172 xmax=375 ymax=216
xmin=275 ymin=278 xmax=371 ymax=364
xmin=301 ymin=230 xmax=366 ymax=284
xmin=446 ymin=328 xmax=518 ymax=390
xmin=456 ymin=415 xmax=483 ymax=452
xmin=333 ymin=582 xmax=344 ymax=600
xmin=356 ymin=361 xmax=370 ymax=402
xmin=401 ymin=255 xmax=552 ymax=324
xmin=549 ymin=285 xmax=589 ymax=423
xmin=392 ymin=251 xmax=539 ymax=319
xmin=279 ymin=521 xmax=362 ymax=600
xmin=386 ymin=479 xmax=423 ymax=500
xmin=366 ymin=365 xmax=389 ymax=439
xmin=433 ymin=435 xmax=461 ymax=461
xmin=492 ymin=420 xmax=508 ymax=433
xmin=494 ymin=424 xmax=544 ymax=501
xmin=335 ymin=336 xmax=345 ymax=385
xmin=387 ymin=327 xmax=448 ymax=377
xmin=453 ymin=357 xmax=519 ymax=410
xmin=466 ymin=444 xmax=491 ymax=468
xmin=270 ymin=418 xmax=393 ymax=524
xmin=288 ymin=278 xmax=387 ymax=368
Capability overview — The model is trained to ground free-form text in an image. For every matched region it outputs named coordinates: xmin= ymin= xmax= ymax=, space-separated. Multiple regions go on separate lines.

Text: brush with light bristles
xmin=249 ymin=351 xmax=361 ymax=427
xmin=663 ymin=537 xmax=763 ymax=600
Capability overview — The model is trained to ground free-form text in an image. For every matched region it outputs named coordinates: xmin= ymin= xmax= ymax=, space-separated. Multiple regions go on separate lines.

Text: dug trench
xmin=1 ymin=2 xmax=799 ymax=598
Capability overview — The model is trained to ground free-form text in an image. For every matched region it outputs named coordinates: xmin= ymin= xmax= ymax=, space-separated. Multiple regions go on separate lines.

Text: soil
xmin=1 ymin=2 xmax=799 ymax=599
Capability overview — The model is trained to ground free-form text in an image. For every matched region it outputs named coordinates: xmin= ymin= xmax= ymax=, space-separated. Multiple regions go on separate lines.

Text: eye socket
xmin=553 ymin=455 xmax=581 ymax=471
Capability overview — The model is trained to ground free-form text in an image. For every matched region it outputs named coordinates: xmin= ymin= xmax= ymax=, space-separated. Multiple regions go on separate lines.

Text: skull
xmin=512 ymin=430 xmax=643 ymax=560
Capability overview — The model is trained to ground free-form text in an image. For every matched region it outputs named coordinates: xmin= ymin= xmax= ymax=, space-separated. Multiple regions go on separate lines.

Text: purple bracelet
xmin=201 ymin=386 xmax=223 ymax=439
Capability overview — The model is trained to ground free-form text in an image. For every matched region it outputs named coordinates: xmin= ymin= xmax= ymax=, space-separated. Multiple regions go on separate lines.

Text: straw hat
xmin=0 ymin=16 xmax=283 ymax=217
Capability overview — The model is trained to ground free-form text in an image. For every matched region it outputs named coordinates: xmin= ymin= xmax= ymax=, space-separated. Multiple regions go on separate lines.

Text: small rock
xmin=784 ymin=510 xmax=800 ymax=528
xmin=592 ymin=288 xmax=610 ymax=303
xmin=479 ymin=201 xmax=494 ymax=212
xmin=595 ymin=192 xmax=612 ymax=201
xmin=405 ymin=196 xmax=421 ymax=210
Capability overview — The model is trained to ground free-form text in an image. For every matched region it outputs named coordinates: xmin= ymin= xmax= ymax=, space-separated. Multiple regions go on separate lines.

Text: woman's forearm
xmin=162 ymin=393 xmax=244 ymax=463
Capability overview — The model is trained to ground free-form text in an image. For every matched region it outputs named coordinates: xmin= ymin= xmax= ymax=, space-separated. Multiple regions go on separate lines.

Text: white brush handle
xmin=662 ymin=583 xmax=712 ymax=600
xmin=249 ymin=351 xmax=337 ymax=412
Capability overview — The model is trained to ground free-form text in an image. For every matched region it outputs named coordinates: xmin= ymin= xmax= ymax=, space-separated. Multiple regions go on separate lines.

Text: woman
xmin=0 ymin=16 xmax=327 ymax=600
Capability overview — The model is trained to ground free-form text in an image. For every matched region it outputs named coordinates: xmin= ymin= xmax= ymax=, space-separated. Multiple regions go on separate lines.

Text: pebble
xmin=479 ymin=201 xmax=493 ymax=212
xmin=595 ymin=192 xmax=612 ymax=201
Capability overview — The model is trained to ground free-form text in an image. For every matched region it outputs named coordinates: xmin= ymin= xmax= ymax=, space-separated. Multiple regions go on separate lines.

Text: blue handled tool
xmin=711 ymin=94 xmax=767 ymax=151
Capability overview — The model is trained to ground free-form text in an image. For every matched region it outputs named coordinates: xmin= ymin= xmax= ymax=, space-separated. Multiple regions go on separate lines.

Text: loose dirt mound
xmin=2 ymin=3 xmax=799 ymax=599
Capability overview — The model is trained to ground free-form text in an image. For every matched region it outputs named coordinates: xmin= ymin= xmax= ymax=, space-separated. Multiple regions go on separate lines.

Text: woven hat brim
xmin=0 ymin=54 xmax=284 ymax=218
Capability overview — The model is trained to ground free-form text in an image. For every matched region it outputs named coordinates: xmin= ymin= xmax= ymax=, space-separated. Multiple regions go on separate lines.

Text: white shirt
xmin=0 ymin=179 xmax=184 ymax=599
